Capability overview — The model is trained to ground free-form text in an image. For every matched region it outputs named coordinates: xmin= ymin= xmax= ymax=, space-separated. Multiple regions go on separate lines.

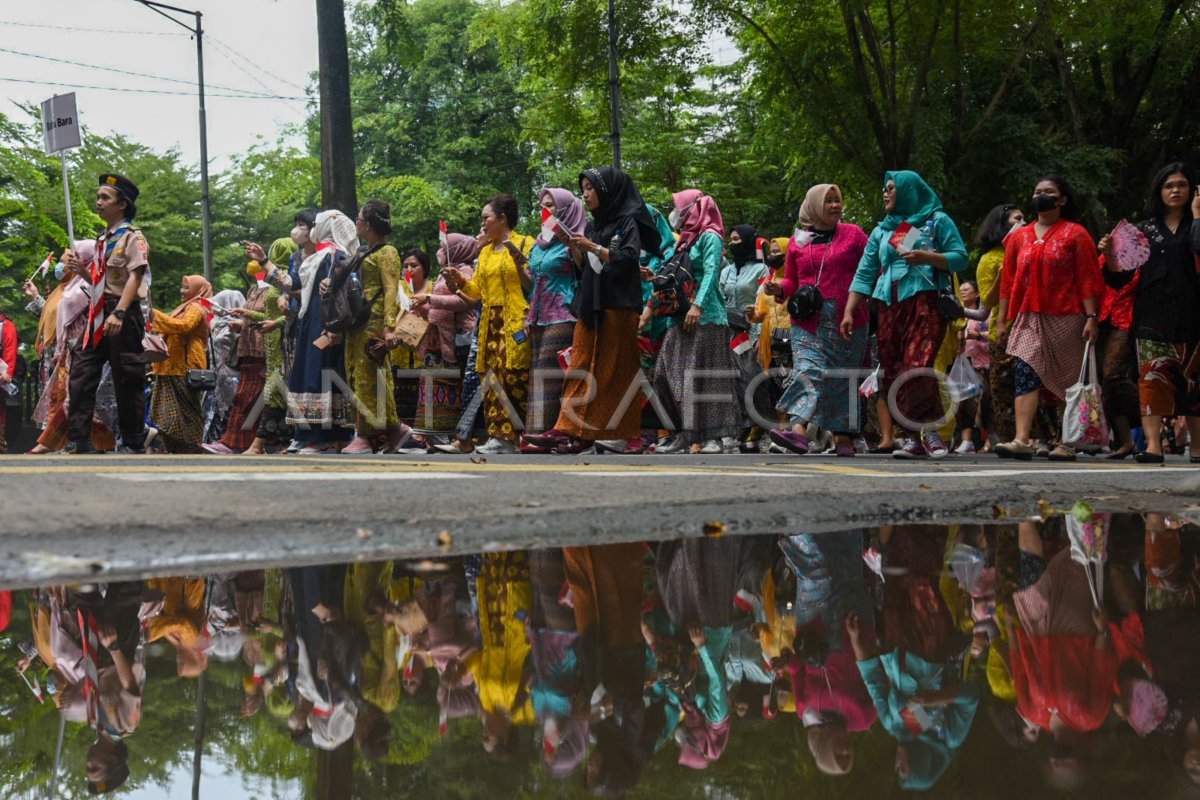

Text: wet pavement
xmin=2 ymin=452 xmax=1199 ymax=588
xmin=2 ymin=515 xmax=1199 ymax=798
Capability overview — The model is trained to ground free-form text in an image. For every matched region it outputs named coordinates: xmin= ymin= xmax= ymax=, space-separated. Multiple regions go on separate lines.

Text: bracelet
xmin=1085 ymin=312 xmax=1098 ymax=319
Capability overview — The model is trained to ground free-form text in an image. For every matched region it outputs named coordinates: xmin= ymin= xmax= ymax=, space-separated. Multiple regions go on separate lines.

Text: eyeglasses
xmin=882 ymin=185 xmax=896 ymax=195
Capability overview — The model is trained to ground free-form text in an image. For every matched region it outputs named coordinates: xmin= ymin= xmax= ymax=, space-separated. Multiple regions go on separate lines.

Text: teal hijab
xmin=645 ymin=203 xmax=677 ymax=263
xmin=899 ymin=740 xmax=953 ymax=791
xmin=880 ymin=170 xmax=944 ymax=231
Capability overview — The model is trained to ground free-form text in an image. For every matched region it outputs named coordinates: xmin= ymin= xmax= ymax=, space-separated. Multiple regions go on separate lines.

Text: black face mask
xmin=766 ymin=253 xmax=785 ymax=269
xmin=729 ymin=240 xmax=755 ymax=266
xmin=1031 ymin=193 xmax=1059 ymax=213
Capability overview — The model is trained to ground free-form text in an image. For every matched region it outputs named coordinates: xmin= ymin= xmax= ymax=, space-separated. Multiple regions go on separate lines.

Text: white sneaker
xmin=698 ymin=439 xmax=724 ymax=455
xmin=955 ymin=440 xmax=976 ymax=454
xmin=721 ymin=436 xmax=741 ymax=454
xmin=653 ymin=435 xmax=688 ymax=454
xmin=475 ymin=437 xmax=517 ymax=455
xmin=283 ymin=439 xmax=301 ymax=454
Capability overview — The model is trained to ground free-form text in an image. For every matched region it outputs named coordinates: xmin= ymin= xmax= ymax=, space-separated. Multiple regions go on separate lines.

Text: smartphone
xmin=512 ymin=329 xmax=528 ymax=344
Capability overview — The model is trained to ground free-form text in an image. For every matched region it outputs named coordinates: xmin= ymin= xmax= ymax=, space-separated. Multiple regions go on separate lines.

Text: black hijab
xmin=580 ymin=166 xmax=663 ymax=256
xmin=729 ymin=223 xmax=757 ymax=268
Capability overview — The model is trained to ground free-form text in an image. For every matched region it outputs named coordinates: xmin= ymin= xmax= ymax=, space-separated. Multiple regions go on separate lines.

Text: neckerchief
xmin=83 ymin=221 xmax=132 ymax=349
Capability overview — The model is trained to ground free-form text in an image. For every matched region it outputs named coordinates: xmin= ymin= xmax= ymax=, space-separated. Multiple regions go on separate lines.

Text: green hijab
xmin=268 ymin=237 xmax=299 ymax=267
xmin=644 ymin=203 xmax=677 ymax=263
xmin=880 ymin=170 xmax=943 ymax=231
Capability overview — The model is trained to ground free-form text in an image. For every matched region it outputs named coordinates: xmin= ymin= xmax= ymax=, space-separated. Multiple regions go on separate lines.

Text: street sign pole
xmin=60 ymin=152 xmax=76 ymax=247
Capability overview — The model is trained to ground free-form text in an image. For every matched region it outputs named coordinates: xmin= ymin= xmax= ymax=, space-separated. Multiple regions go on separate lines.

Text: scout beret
xmin=98 ymin=174 xmax=140 ymax=202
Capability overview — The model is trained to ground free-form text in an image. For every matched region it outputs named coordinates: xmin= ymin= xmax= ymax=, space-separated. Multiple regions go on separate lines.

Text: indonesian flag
xmin=755 ymin=237 xmax=768 ymax=262
xmin=730 ymin=331 xmax=753 ymax=355
xmin=438 ymin=703 xmax=448 ymax=738
xmin=888 ymin=221 xmax=921 ymax=253
xmin=556 ymin=346 xmax=573 ymax=371
xmin=901 ymin=702 xmax=933 ymax=736
xmin=198 ymin=296 xmax=220 ymax=320
xmin=33 ymin=252 xmax=54 ymax=280
xmin=438 ymin=220 xmax=449 ymax=250
xmin=540 ymin=208 xmax=564 ymax=243
xmin=544 ymin=717 xmax=561 ymax=756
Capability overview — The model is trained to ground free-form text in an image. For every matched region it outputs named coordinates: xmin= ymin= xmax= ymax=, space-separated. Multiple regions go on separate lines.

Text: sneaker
xmin=594 ymin=439 xmax=626 ymax=454
xmin=721 ymin=436 xmax=741 ymax=454
xmin=143 ymin=427 xmax=159 ymax=450
xmin=768 ymin=429 xmax=810 ymax=455
xmin=283 ymin=439 xmax=302 ymax=454
xmin=834 ymin=440 xmax=856 ymax=457
xmin=475 ymin=437 xmax=517 ymax=455
xmin=384 ymin=424 xmax=417 ymax=453
xmin=340 ymin=436 xmax=375 ymax=455
xmin=623 ymin=439 xmax=646 ymax=455
xmin=652 ymin=435 xmax=688 ymax=454
xmin=767 ymin=442 xmax=789 ymax=454
xmin=58 ymin=440 xmax=96 ymax=455
xmin=954 ymin=440 xmax=976 ymax=455
xmin=115 ymin=445 xmax=145 ymax=455
xmin=697 ymin=439 xmax=724 ymax=455
xmin=994 ymin=440 xmax=1034 ymax=461
xmin=893 ymin=438 xmax=927 ymax=459
xmin=922 ymin=430 xmax=949 ymax=459
xmin=201 ymin=442 xmax=236 ymax=455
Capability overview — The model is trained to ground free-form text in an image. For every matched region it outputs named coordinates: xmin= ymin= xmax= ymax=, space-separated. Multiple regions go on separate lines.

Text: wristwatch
xmin=113 ymin=309 xmax=127 ymax=320
xmin=1085 ymin=312 xmax=1098 ymax=319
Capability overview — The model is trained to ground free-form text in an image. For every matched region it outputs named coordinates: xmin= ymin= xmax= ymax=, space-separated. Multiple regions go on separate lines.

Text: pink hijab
xmin=672 ymin=189 xmax=724 ymax=251
xmin=536 ymin=188 xmax=587 ymax=248
xmin=55 ymin=240 xmax=97 ymax=346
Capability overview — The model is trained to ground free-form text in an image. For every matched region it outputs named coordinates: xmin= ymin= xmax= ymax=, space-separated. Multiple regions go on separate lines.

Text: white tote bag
xmin=1061 ymin=341 xmax=1109 ymax=451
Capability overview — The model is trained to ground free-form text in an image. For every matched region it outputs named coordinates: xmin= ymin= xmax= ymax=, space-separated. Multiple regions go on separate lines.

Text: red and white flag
xmin=438 ymin=220 xmax=449 ymax=249
xmin=730 ymin=332 xmax=753 ymax=355
xmin=557 ymin=346 xmax=573 ymax=371
xmin=888 ymin=222 xmax=921 ymax=253
xmin=31 ymin=251 xmax=55 ymax=281
xmin=755 ymin=237 xmax=768 ymax=262
xmin=540 ymin=207 xmax=563 ymax=243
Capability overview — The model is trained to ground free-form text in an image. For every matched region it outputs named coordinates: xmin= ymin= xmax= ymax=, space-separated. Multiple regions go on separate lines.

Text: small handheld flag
xmin=730 ymin=331 xmax=753 ymax=355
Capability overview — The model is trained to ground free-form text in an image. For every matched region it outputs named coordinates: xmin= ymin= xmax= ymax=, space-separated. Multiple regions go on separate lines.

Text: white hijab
xmin=299 ymin=209 xmax=360 ymax=319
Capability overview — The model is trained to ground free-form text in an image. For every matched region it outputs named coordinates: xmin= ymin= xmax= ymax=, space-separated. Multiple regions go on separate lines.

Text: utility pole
xmin=607 ymin=0 xmax=622 ymax=170
xmin=315 ymin=0 xmax=358 ymax=216
xmin=132 ymin=1 xmax=212 ymax=282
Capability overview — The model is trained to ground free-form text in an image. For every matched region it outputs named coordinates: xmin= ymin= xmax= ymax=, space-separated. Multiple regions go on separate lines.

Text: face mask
xmin=668 ymin=209 xmax=680 ymax=231
xmin=54 ymin=261 xmax=66 ymax=280
xmin=766 ymin=253 xmax=785 ymax=269
xmin=1031 ymin=193 xmax=1058 ymax=213
xmin=290 ymin=226 xmax=308 ymax=246
xmin=793 ymin=228 xmax=814 ymax=248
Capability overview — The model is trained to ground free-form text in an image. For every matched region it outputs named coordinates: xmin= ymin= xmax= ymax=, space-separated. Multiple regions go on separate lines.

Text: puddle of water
xmin=2 ymin=513 xmax=1198 ymax=798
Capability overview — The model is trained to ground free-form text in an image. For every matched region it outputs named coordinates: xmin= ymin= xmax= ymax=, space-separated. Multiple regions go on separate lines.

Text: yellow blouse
xmin=151 ymin=306 xmax=208 ymax=376
xmin=753 ymin=266 xmax=790 ymax=369
xmin=460 ymin=233 xmax=535 ymax=372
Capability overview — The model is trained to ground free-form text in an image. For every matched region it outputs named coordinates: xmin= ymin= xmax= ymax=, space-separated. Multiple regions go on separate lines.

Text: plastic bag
xmin=858 ymin=366 xmax=880 ymax=398
xmin=1062 ymin=342 xmax=1109 ymax=450
xmin=946 ymin=354 xmax=983 ymax=402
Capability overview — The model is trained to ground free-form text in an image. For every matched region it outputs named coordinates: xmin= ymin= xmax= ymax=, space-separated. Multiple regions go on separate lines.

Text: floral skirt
xmin=151 ymin=375 xmax=204 ymax=453
xmin=478 ymin=307 xmax=528 ymax=441
xmin=777 ymin=300 xmax=868 ymax=434
xmin=1136 ymin=338 xmax=1200 ymax=417
xmin=876 ymin=292 xmax=947 ymax=431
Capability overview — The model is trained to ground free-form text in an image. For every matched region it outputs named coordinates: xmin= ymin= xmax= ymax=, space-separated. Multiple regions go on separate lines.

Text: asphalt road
xmin=2 ymin=451 xmax=1198 ymax=588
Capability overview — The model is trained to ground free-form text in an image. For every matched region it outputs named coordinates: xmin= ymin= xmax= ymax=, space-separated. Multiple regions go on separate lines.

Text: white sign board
xmin=42 ymin=93 xmax=82 ymax=155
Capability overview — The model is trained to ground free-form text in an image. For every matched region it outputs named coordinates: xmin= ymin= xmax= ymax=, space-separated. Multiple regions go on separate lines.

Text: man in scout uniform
xmin=62 ymin=174 xmax=150 ymax=454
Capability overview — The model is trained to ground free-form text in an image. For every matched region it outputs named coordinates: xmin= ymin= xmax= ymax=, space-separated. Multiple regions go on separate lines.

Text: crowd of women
xmin=11 ymin=520 xmax=1199 ymax=793
xmin=12 ymin=162 xmax=1200 ymax=461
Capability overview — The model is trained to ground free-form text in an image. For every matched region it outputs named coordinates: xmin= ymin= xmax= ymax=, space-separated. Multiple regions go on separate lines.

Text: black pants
xmin=67 ymin=296 xmax=147 ymax=448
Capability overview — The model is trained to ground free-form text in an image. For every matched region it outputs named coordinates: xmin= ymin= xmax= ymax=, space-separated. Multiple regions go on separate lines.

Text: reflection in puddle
xmin=2 ymin=514 xmax=1199 ymax=797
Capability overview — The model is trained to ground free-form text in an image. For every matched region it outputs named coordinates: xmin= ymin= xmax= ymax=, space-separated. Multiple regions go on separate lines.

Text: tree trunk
xmin=316 ymin=0 xmax=358 ymax=217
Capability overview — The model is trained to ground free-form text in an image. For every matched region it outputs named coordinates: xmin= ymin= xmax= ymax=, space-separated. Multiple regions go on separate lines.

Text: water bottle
xmin=917 ymin=219 xmax=937 ymax=252
xmin=349 ymin=270 xmax=362 ymax=297
xmin=609 ymin=228 xmax=622 ymax=252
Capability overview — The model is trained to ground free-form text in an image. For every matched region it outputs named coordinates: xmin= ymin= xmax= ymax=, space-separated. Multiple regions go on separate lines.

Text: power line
xmin=0 ymin=76 xmax=306 ymax=101
xmin=0 ymin=45 xmax=304 ymax=99
xmin=0 ymin=20 xmax=189 ymax=36
xmin=207 ymin=34 xmax=311 ymax=94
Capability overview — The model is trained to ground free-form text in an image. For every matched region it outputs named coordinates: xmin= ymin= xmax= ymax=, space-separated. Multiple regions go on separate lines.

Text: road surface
xmin=1 ymin=451 xmax=1197 ymax=588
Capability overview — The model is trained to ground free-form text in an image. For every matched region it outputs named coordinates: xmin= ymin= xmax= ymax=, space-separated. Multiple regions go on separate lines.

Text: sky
xmin=1 ymin=0 xmax=739 ymax=174
xmin=0 ymin=0 xmax=319 ymax=172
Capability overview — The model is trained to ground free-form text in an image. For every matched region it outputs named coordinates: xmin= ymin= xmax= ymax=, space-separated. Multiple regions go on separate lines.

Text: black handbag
xmin=936 ymin=285 xmax=966 ymax=320
xmin=786 ymin=229 xmax=832 ymax=321
xmin=186 ymin=368 xmax=217 ymax=391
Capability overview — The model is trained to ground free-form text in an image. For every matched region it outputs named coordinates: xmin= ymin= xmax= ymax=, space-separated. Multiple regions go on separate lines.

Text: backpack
xmin=648 ymin=247 xmax=696 ymax=318
xmin=321 ymin=244 xmax=385 ymax=334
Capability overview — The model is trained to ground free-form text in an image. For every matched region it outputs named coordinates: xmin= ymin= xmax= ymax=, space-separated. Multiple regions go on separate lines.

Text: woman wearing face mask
xmin=249 ymin=210 xmax=318 ymax=392
xmin=283 ymin=210 xmax=359 ymax=453
xmin=520 ymin=188 xmax=586 ymax=450
xmin=442 ymin=195 xmax=536 ymax=455
xmin=651 ymin=190 xmax=740 ymax=455
xmin=764 ymin=184 xmax=870 ymax=456
xmin=1098 ymin=163 xmax=1200 ymax=463
xmin=721 ymin=225 xmax=770 ymax=450
xmin=390 ymin=248 xmax=432 ymax=430
xmin=332 ymin=201 xmax=412 ymax=454
xmin=843 ymin=171 xmax=970 ymax=459
xmin=24 ymin=242 xmax=118 ymax=454
xmin=995 ymin=176 xmax=1104 ymax=461
xmin=199 ymin=288 xmax=247 ymax=451
xmin=523 ymin=167 xmax=662 ymax=454
xmin=148 ymin=275 xmax=212 ymax=453
xmin=973 ymin=203 xmax=1027 ymax=447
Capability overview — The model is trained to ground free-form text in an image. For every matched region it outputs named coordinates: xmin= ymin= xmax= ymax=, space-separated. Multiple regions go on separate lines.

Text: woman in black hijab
xmin=524 ymin=167 xmax=663 ymax=454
